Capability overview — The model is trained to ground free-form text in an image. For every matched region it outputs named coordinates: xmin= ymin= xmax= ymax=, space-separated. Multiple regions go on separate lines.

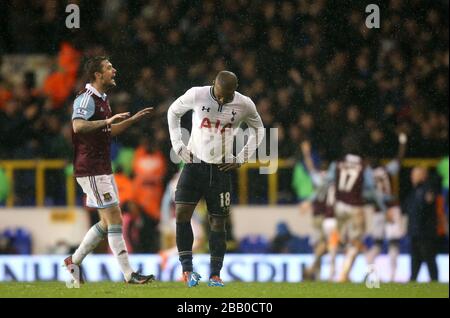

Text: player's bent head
xmin=214 ymin=71 xmax=238 ymax=104
xmin=85 ymin=55 xmax=117 ymax=88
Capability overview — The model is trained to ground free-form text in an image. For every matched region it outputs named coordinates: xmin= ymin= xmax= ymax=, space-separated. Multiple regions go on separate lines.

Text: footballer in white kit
xmin=167 ymin=71 xmax=265 ymax=287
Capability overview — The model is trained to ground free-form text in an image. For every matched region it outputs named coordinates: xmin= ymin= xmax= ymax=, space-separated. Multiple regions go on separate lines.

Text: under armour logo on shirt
xmin=202 ymin=106 xmax=210 ymax=112
xmin=100 ymin=107 xmax=104 ymax=112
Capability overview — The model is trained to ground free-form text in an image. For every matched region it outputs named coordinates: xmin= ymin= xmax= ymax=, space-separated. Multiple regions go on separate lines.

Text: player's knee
xmin=209 ymin=216 xmax=226 ymax=232
xmin=99 ymin=218 xmax=108 ymax=230
xmin=101 ymin=205 xmax=123 ymax=226
xmin=176 ymin=205 xmax=194 ymax=222
xmin=176 ymin=213 xmax=190 ymax=223
xmin=105 ymin=217 xmax=122 ymax=227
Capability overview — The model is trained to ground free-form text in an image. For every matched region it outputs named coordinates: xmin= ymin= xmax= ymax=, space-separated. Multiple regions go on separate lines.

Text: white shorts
xmin=335 ymin=201 xmax=365 ymax=242
xmin=385 ymin=206 xmax=404 ymax=240
xmin=335 ymin=201 xmax=363 ymax=218
xmin=371 ymin=212 xmax=386 ymax=241
xmin=322 ymin=217 xmax=338 ymax=238
xmin=76 ymin=174 xmax=120 ymax=209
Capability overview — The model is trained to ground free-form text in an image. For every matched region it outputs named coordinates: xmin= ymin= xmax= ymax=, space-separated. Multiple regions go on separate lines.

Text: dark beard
xmin=104 ymin=80 xmax=116 ymax=91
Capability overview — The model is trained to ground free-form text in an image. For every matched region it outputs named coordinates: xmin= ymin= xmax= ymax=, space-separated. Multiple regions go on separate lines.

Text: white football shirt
xmin=168 ymin=86 xmax=265 ymax=164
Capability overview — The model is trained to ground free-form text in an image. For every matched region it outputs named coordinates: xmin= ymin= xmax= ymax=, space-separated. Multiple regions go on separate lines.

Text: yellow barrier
xmin=0 ymin=158 xmax=442 ymax=207
xmin=241 ymin=159 xmax=441 ymax=205
xmin=0 ymin=160 xmax=75 ymax=207
xmin=239 ymin=160 xmax=294 ymax=205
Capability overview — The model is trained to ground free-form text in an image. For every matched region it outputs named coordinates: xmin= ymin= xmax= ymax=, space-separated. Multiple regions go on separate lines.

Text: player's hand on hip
xmin=132 ymin=107 xmax=154 ymax=122
xmin=218 ymin=163 xmax=241 ymax=172
xmin=178 ymin=146 xmax=194 ymax=163
xmin=107 ymin=112 xmax=130 ymax=125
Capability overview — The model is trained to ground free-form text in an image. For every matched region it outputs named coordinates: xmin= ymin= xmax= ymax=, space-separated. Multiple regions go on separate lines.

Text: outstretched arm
xmin=301 ymin=140 xmax=316 ymax=173
xmin=385 ymin=132 xmax=408 ymax=176
xmin=72 ymin=93 xmax=130 ymax=134
xmin=397 ymin=132 xmax=408 ymax=162
xmin=73 ymin=113 xmax=130 ymax=134
xmin=363 ymin=167 xmax=387 ymax=212
xmin=111 ymin=107 xmax=153 ymax=137
xmin=300 ymin=140 xmax=324 ymax=188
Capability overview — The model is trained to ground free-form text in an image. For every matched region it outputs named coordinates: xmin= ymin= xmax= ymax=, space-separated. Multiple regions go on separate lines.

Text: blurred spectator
xmin=403 ymin=166 xmax=439 ymax=281
xmin=0 ymin=228 xmax=32 ymax=255
xmin=114 ymin=167 xmax=134 ymax=206
xmin=122 ymin=201 xmax=158 ymax=253
xmin=0 ymin=234 xmax=15 ymax=254
xmin=131 ymin=137 xmax=167 ymax=251
xmin=133 ymin=137 xmax=167 ymax=221
xmin=437 ymin=156 xmax=449 ymax=218
xmin=270 ymin=222 xmax=303 ymax=253
xmin=292 ymin=160 xmax=314 ymax=203
xmin=0 ymin=168 xmax=9 ymax=204
xmin=239 ymin=235 xmax=270 ymax=254
xmin=0 ymin=76 xmax=12 ymax=110
xmin=42 ymin=42 xmax=81 ymax=108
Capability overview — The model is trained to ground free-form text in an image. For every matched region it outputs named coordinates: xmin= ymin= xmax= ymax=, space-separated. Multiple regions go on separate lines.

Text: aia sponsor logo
xmin=199 ymin=118 xmax=232 ymax=134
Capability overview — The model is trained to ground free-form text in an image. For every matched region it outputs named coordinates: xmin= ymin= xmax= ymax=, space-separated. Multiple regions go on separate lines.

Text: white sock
xmin=72 ymin=222 xmax=106 ymax=264
xmin=108 ymin=224 xmax=134 ymax=281
xmin=366 ymin=245 xmax=381 ymax=265
xmin=340 ymin=246 xmax=359 ymax=281
xmin=389 ymin=245 xmax=399 ymax=282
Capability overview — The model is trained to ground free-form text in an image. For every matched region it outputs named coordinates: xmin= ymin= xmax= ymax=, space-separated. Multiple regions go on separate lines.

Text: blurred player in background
xmin=168 ymin=71 xmax=265 ymax=287
xmin=300 ymin=140 xmax=339 ymax=282
xmin=365 ymin=133 xmax=408 ymax=282
xmin=65 ymin=56 xmax=154 ymax=284
xmin=328 ymin=142 xmax=384 ymax=282
xmin=436 ymin=156 xmax=449 ymax=234
xmin=159 ymin=169 xmax=205 ymax=270
xmin=404 ymin=166 xmax=439 ymax=282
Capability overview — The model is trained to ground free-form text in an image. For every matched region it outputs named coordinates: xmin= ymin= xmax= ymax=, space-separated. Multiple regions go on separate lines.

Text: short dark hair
xmin=85 ymin=56 xmax=109 ymax=82
xmin=215 ymin=71 xmax=238 ymax=91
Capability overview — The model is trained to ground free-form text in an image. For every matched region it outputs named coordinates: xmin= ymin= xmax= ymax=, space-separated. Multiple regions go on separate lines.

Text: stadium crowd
xmin=1 ymin=0 xmax=448 ymax=161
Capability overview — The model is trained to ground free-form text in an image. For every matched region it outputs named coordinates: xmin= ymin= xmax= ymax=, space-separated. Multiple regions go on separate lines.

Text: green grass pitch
xmin=0 ymin=282 xmax=448 ymax=298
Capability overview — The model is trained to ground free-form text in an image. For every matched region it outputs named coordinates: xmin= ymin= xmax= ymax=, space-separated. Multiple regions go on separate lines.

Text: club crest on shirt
xmin=231 ymin=110 xmax=237 ymax=122
xmin=103 ymin=192 xmax=112 ymax=202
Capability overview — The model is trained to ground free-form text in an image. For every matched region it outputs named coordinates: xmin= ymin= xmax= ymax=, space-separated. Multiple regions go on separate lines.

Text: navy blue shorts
xmin=175 ymin=162 xmax=232 ymax=217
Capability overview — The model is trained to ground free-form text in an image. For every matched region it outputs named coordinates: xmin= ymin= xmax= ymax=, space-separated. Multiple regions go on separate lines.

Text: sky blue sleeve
xmin=385 ymin=160 xmax=400 ymax=176
xmin=364 ymin=166 xmax=387 ymax=211
xmin=326 ymin=162 xmax=337 ymax=182
xmin=72 ymin=93 xmax=95 ymax=120
xmin=310 ymin=171 xmax=324 ymax=188
xmin=363 ymin=167 xmax=375 ymax=190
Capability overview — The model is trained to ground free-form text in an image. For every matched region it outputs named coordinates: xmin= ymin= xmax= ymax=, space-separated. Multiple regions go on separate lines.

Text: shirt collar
xmin=210 ymin=85 xmax=218 ymax=101
xmin=86 ymin=83 xmax=107 ymax=100
xmin=209 ymin=85 xmax=235 ymax=104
